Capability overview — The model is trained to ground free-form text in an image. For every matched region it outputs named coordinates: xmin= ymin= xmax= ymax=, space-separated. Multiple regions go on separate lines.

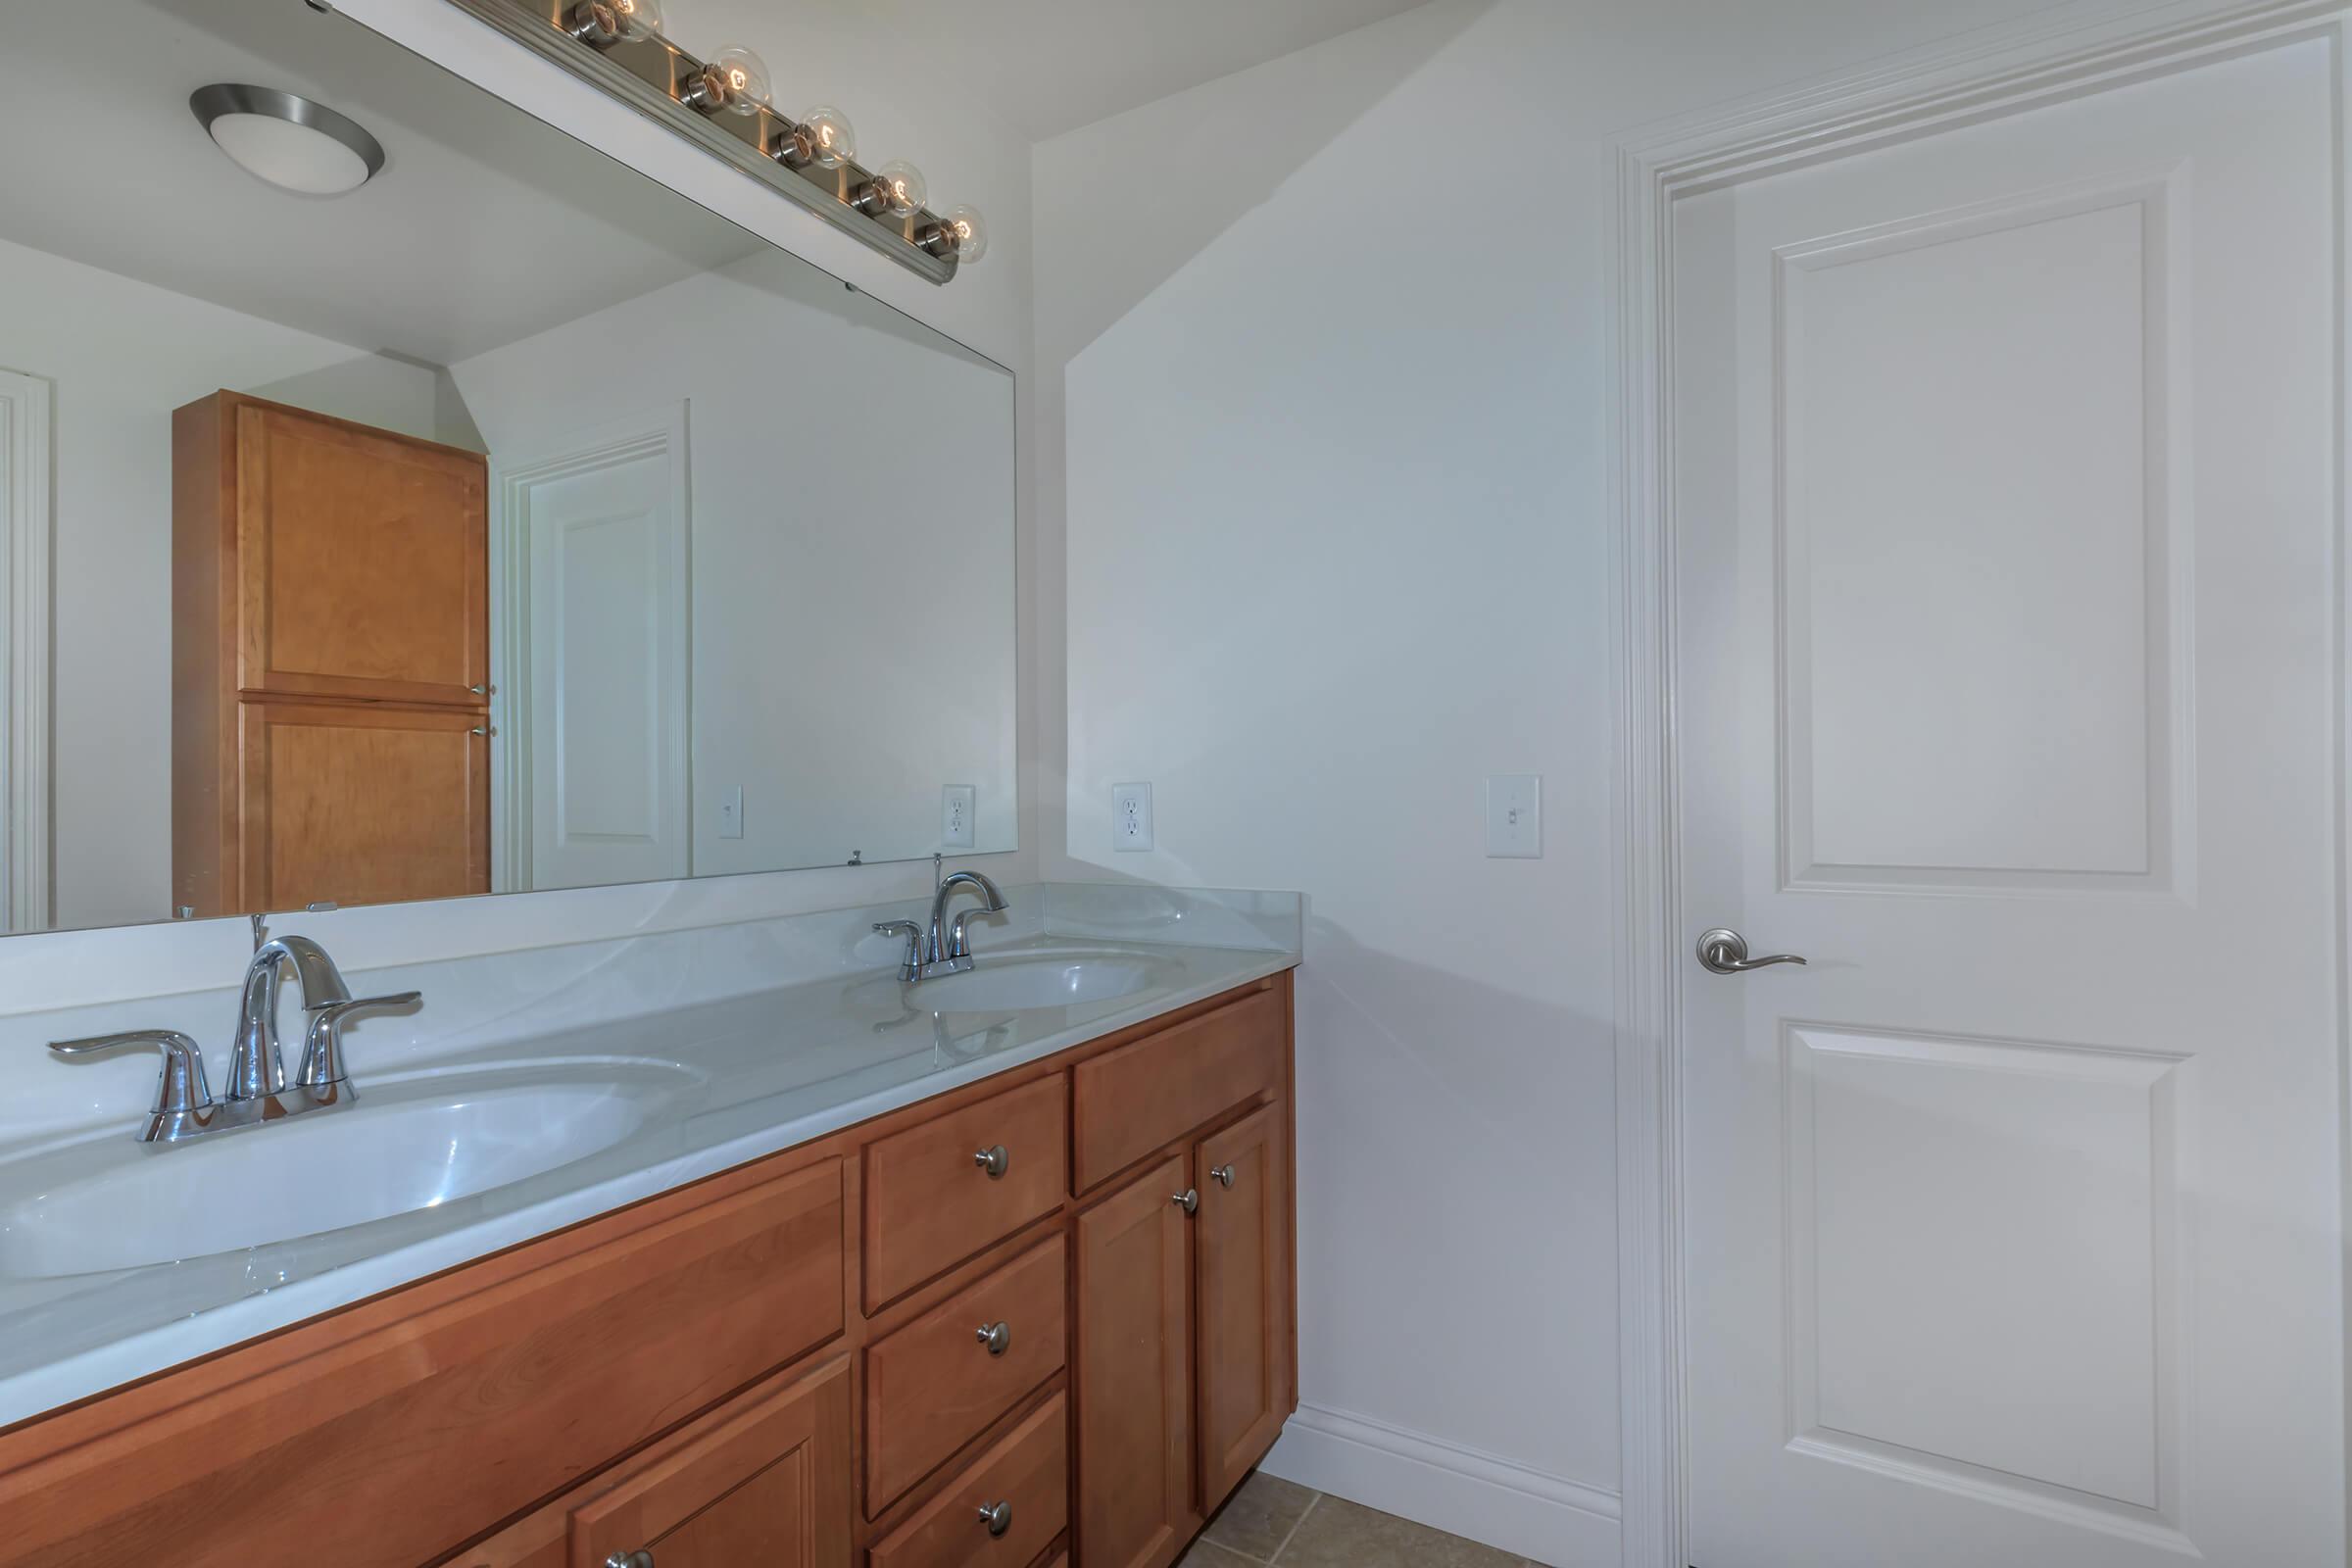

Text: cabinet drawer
xmin=865 ymin=1075 xmax=1068 ymax=1310
xmin=866 ymin=1235 xmax=1067 ymax=1515
xmin=868 ymin=1392 xmax=1067 ymax=1568
xmin=1073 ymin=988 xmax=1283 ymax=1192
xmin=0 ymin=1158 xmax=846 ymax=1568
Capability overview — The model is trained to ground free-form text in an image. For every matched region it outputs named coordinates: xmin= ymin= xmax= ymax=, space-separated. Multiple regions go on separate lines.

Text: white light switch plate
xmin=718 ymin=785 xmax=745 ymax=840
xmin=1485 ymin=774 xmax=1542 ymax=858
xmin=1111 ymin=782 xmax=1153 ymax=852
xmin=941 ymin=784 xmax=975 ymax=849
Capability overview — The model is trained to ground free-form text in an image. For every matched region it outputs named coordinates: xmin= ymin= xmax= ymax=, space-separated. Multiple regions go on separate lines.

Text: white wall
xmin=450 ymin=250 xmax=1018 ymax=875
xmin=1032 ymin=0 xmax=2128 ymax=1559
xmin=0 ymin=235 xmax=459 ymax=931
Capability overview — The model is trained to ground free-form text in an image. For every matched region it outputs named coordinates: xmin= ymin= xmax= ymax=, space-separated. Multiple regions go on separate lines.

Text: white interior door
xmin=495 ymin=410 xmax=690 ymax=892
xmin=1674 ymin=38 xmax=2343 ymax=1567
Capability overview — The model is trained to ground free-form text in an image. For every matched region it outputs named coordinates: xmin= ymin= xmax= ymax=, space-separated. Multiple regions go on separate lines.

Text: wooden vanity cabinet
xmin=1076 ymin=1155 xmax=1197 ymax=1568
xmin=464 ymin=1356 xmax=854 ymax=1568
xmin=0 ymin=971 xmax=1297 ymax=1568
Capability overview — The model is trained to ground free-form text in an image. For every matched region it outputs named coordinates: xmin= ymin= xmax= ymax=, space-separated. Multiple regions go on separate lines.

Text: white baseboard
xmin=1258 ymin=1402 xmax=1623 ymax=1566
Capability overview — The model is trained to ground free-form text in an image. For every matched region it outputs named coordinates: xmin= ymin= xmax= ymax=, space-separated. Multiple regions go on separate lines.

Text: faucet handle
xmin=50 ymin=1030 xmax=217 ymax=1142
xmin=873 ymin=920 xmax=924 ymax=981
xmin=295 ymin=992 xmax=420 ymax=1094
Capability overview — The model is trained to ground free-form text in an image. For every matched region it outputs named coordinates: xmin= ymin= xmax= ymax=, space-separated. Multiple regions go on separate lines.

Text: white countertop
xmin=0 ymin=893 xmax=1298 ymax=1430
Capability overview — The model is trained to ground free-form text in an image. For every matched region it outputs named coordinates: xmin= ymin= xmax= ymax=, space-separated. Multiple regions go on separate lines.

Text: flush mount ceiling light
xmin=190 ymin=84 xmax=386 ymax=198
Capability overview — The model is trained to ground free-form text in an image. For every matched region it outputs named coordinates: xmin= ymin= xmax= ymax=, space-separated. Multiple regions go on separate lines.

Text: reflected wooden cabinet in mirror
xmin=172 ymin=392 xmax=493 ymax=918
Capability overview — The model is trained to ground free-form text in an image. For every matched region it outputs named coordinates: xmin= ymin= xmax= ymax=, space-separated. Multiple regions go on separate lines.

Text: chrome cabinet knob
xmin=977 ymin=1500 xmax=1012 ymax=1537
xmin=974 ymin=1144 xmax=1009 ymax=1178
xmin=1695 ymin=928 xmax=1808 ymax=975
xmin=977 ymin=1320 xmax=1010 ymax=1356
xmin=1210 ymin=1164 xmax=1236 ymax=1189
xmin=1173 ymin=1188 xmax=1200 ymax=1215
xmin=605 ymin=1551 xmax=654 ymax=1568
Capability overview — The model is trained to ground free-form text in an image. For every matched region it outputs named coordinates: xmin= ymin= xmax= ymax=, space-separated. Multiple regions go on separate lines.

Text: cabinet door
xmin=232 ymin=397 xmax=489 ymax=705
xmin=1195 ymin=1102 xmax=1293 ymax=1512
xmin=236 ymin=699 xmax=488 ymax=914
xmin=567 ymin=1356 xmax=853 ymax=1568
xmin=1076 ymin=1154 xmax=1195 ymax=1568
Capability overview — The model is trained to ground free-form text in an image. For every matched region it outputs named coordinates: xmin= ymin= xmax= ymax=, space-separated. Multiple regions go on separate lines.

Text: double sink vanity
xmin=0 ymin=882 xmax=1302 ymax=1567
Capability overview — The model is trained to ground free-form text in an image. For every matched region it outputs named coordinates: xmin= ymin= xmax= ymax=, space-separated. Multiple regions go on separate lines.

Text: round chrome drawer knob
xmin=978 ymin=1499 xmax=1013 ymax=1537
xmin=974 ymin=1144 xmax=1009 ymax=1178
xmin=977 ymin=1320 xmax=1011 ymax=1356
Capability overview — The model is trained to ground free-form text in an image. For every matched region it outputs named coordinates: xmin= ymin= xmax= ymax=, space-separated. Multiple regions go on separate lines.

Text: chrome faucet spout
xmin=923 ymin=870 xmax=1007 ymax=978
xmin=228 ymin=935 xmax=354 ymax=1102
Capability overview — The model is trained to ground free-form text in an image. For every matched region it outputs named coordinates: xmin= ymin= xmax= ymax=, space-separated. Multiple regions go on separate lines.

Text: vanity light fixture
xmin=564 ymin=0 xmax=662 ymax=46
xmin=190 ymin=84 xmax=385 ymax=198
xmin=682 ymin=45 xmax=771 ymax=116
xmin=440 ymin=0 xmax=981 ymax=283
xmin=854 ymin=159 xmax=926 ymax=220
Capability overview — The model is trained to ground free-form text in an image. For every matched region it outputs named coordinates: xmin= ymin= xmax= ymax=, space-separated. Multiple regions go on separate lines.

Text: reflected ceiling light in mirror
xmin=189 ymin=84 xmax=385 ymax=199
xmin=683 ymin=45 xmax=770 ymax=116
xmin=855 ymin=159 xmax=926 ymax=220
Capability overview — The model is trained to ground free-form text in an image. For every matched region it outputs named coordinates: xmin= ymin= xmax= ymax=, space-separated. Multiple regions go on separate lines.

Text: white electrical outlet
xmin=942 ymin=784 xmax=976 ymax=849
xmin=718 ymin=785 xmax=745 ymax=840
xmin=1111 ymin=782 xmax=1153 ymax=852
xmin=1485 ymin=774 xmax=1542 ymax=858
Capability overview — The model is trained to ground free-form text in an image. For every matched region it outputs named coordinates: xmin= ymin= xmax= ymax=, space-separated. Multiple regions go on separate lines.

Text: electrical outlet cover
xmin=1485 ymin=774 xmax=1541 ymax=858
xmin=1111 ymin=782 xmax=1153 ymax=852
xmin=942 ymin=784 xmax=975 ymax=849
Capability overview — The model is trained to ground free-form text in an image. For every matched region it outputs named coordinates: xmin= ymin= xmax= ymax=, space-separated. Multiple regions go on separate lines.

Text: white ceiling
xmin=682 ymin=0 xmax=1439 ymax=142
xmin=0 ymin=0 xmax=767 ymax=367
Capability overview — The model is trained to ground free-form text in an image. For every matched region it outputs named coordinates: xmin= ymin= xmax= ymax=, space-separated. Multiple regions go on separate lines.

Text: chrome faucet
xmin=229 ymin=934 xmax=354 ymax=1102
xmin=50 ymin=926 xmax=418 ymax=1143
xmin=873 ymin=859 xmax=1007 ymax=982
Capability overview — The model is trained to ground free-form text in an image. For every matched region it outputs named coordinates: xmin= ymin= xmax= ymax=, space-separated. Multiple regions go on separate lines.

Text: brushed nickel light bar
xmin=438 ymin=0 xmax=988 ymax=286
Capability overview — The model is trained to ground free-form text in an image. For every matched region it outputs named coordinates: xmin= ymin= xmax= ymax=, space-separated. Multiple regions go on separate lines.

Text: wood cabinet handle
xmin=974 ymin=1144 xmax=1009 ymax=1178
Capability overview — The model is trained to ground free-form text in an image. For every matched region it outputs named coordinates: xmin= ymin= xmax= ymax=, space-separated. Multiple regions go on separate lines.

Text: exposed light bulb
xmin=870 ymin=159 xmax=925 ymax=219
xmin=710 ymin=46 xmax=771 ymax=115
xmin=564 ymin=1 xmax=623 ymax=45
xmin=612 ymin=0 xmax=664 ymax=39
xmin=799 ymin=105 xmax=856 ymax=169
xmin=943 ymin=204 xmax=987 ymax=265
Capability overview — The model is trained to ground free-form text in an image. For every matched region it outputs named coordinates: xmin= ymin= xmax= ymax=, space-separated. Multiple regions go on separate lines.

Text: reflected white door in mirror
xmin=493 ymin=404 xmax=692 ymax=894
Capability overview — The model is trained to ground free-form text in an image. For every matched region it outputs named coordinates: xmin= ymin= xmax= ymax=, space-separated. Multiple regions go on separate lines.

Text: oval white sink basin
xmin=915 ymin=956 xmax=1162 ymax=1012
xmin=0 ymin=1066 xmax=686 ymax=1279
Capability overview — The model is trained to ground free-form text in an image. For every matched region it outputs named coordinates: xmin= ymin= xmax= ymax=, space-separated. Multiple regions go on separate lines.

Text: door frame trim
xmin=1605 ymin=3 xmax=2352 ymax=1561
xmin=0 ymin=369 xmax=51 ymax=934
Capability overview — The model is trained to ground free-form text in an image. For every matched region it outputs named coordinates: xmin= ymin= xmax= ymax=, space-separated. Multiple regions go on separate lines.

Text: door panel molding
xmin=1605 ymin=4 xmax=2352 ymax=1563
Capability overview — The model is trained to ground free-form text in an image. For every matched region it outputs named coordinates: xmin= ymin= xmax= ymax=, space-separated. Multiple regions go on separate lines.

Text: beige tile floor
xmin=1176 ymin=1470 xmax=1546 ymax=1568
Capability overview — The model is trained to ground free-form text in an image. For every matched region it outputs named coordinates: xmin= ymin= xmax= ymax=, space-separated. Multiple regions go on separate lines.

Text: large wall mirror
xmin=0 ymin=0 xmax=1017 ymax=936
